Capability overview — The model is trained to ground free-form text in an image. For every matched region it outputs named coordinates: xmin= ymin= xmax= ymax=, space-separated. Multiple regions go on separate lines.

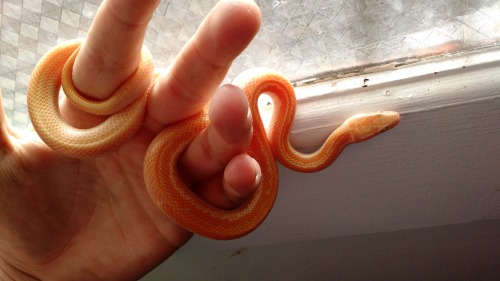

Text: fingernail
xmin=252 ymin=157 xmax=262 ymax=186
xmin=247 ymin=106 xmax=253 ymax=124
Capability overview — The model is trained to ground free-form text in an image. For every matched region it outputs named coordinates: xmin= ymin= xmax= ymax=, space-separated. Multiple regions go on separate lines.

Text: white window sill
xmin=291 ymin=46 xmax=500 ymax=152
xmin=144 ymin=46 xmax=500 ymax=280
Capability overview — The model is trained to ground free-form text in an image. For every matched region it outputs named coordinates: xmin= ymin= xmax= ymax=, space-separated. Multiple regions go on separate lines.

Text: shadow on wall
xmin=142 ymin=219 xmax=500 ymax=281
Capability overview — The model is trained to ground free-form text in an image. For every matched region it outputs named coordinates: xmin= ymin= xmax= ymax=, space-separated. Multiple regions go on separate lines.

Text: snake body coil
xmin=27 ymin=40 xmax=400 ymax=240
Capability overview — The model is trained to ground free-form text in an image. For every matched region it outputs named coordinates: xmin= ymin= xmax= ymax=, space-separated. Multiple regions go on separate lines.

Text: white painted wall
xmin=145 ymin=220 xmax=499 ymax=280
xmin=142 ymin=47 xmax=500 ymax=280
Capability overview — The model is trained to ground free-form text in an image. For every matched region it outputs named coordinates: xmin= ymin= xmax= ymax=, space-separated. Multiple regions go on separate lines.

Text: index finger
xmin=72 ymin=0 xmax=160 ymax=100
xmin=58 ymin=0 xmax=160 ymax=128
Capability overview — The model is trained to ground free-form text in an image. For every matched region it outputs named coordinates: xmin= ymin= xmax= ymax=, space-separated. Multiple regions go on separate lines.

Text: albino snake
xmin=27 ymin=40 xmax=400 ymax=240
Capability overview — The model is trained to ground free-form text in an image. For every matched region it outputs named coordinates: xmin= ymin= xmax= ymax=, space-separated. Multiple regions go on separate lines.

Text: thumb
xmin=0 ymin=89 xmax=16 ymax=156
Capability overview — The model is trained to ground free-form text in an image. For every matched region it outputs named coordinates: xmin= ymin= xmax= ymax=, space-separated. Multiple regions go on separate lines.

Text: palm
xmin=1 ymin=127 xmax=187 ymax=279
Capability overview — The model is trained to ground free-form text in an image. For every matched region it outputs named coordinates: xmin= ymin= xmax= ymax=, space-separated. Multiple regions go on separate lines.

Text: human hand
xmin=0 ymin=0 xmax=262 ymax=279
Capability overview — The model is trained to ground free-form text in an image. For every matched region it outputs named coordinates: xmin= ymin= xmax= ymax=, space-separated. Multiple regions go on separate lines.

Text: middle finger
xmin=143 ymin=0 xmax=261 ymax=133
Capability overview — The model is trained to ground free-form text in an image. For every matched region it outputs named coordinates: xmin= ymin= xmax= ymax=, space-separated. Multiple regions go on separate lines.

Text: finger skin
xmin=73 ymin=0 xmax=160 ymax=100
xmin=179 ymin=85 xmax=252 ymax=181
xmin=192 ymin=154 xmax=261 ymax=210
xmin=178 ymin=84 xmax=261 ymax=210
xmin=59 ymin=0 xmax=161 ymax=128
xmin=144 ymin=0 xmax=262 ymax=132
xmin=223 ymin=154 xmax=261 ymax=208
xmin=0 ymin=90 xmax=15 ymax=156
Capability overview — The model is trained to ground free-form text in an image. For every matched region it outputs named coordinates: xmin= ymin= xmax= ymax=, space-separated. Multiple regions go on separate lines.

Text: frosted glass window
xmin=1 ymin=0 xmax=499 ymax=127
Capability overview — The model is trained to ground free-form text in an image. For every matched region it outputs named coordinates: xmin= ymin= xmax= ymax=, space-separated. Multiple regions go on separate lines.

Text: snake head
xmin=344 ymin=111 xmax=400 ymax=143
